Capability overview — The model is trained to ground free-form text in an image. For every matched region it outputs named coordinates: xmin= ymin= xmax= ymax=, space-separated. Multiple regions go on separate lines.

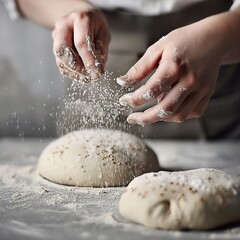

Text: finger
xmin=95 ymin=22 xmax=110 ymax=69
xmin=56 ymin=58 xmax=77 ymax=80
xmin=164 ymin=93 xmax=203 ymax=123
xmin=119 ymin=60 xmax=178 ymax=107
xmin=73 ymin=18 xmax=103 ymax=80
xmin=56 ymin=58 xmax=65 ymax=72
xmin=95 ymin=38 xmax=109 ymax=70
xmin=126 ymin=82 xmax=191 ymax=125
xmin=56 ymin=58 xmax=92 ymax=83
xmin=117 ymin=43 xmax=164 ymax=87
xmin=52 ymin=22 xmax=84 ymax=73
xmin=188 ymin=96 xmax=210 ymax=119
xmin=154 ymin=81 xmax=190 ymax=115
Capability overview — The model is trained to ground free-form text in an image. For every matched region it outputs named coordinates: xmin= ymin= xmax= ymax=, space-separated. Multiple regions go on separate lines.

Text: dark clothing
xmin=104 ymin=0 xmax=240 ymax=139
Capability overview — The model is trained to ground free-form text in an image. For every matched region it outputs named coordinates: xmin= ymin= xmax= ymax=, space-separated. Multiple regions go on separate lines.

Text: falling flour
xmin=56 ymin=71 xmax=134 ymax=136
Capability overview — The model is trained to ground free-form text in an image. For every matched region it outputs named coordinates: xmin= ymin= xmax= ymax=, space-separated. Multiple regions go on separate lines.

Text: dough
xmin=37 ymin=129 xmax=159 ymax=187
xmin=119 ymin=168 xmax=240 ymax=230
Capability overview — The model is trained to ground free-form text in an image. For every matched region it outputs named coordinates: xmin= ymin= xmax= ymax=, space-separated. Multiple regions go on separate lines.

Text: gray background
xmin=0 ymin=1 xmax=236 ymax=139
xmin=0 ymin=4 xmax=64 ymax=137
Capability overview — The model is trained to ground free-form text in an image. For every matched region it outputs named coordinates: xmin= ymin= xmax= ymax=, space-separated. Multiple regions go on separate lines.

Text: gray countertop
xmin=0 ymin=138 xmax=240 ymax=240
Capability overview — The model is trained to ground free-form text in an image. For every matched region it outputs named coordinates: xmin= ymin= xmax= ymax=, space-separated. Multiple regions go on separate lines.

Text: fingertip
xmin=116 ymin=75 xmax=129 ymax=87
xmin=119 ymin=93 xmax=137 ymax=107
xmin=119 ymin=97 xmax=129 ymax=107
xmin=55 ymin=44 xmax=81 ymax=71
xmin=127 ymin=113 xmax=145 ymax=126
xmin=127 ymin=117 xmax=137 ymax=125
xmin=88 ymin=68 xmax=103 ymax=81
xmin=116 ymin=77 xmax=126 ymax=87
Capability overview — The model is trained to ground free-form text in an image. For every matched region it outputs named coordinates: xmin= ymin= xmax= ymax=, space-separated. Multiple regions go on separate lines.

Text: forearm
xmin=195 ymin=7 xmax=240 ymax=65
xmin=17 ymin=0 xmax=95 ymax=28
xmin=221 ymin=7 xmax=240 ymax=64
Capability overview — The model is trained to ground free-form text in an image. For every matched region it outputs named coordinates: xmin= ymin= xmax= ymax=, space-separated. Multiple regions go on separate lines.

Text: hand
xmin=52 ymin=8 xmax=110 ymax=83
xmin=117 ymin=22 xmax=222 ymax=126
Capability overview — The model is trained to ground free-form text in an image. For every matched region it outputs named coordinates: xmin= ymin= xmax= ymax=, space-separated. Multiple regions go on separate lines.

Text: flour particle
xmin=56 ymin=71 xmax=134 ymax=135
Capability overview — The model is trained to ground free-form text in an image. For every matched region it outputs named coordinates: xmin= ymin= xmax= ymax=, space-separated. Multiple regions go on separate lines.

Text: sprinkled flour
xmin=1 ymin=163 xmax=240 ymax=239
xmin=56 ymin=71 xmax=134 ymax=136
xmin=1 ymin=139 xmax=240 ymax=239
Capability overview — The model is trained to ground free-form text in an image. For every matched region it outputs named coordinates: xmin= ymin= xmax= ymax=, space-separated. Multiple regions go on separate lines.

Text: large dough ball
xmin=119 ymin=168 xmax=240 ymax=230
xmin=37 ymin=129 xmax=159 ymax=187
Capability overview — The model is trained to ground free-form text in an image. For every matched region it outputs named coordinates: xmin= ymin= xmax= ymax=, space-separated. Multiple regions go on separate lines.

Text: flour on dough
xmin=119 ymin=168 xmax=240 ymax=230
xmin=37 ymin=129 xmax=159 ymax=187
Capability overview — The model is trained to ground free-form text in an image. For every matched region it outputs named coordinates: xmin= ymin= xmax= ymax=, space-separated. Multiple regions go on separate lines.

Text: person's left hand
xmin=117 ymin=22 xmax=222 ymax=126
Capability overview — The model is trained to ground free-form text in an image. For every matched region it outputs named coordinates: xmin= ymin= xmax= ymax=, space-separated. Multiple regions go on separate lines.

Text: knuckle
xmin=169 ymin=62 xmax=180 ymax=79
xmin=69 ymin=12 xmax=80 ymax=19
xmin=185 ymin=74 xmax=197 ymax=88
xmin=71 ymin=11 xmax=85 ymax=20
xmin=149 ymin=86 xmax=161 ymax=98
xmin=54 ymin=17 xmax=67 ymax=29
xmin=70 ymin=11 xmax=91 ymax=21
xmin=173 ymin=50 xmax=184 ymax=65
xmin=130 ymin=64 xmax=141 ymax=76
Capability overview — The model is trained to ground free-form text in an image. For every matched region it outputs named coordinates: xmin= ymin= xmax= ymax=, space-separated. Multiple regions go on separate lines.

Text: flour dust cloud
xmin=56 ymin=71 xmax=135 ymax=136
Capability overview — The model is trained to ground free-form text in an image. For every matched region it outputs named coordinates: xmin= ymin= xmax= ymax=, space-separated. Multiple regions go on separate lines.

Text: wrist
xmin=17 ymin=0 xmax=98 ymax=28
xmin=198 ymin=10 xmax=240 ymax=65
xmin=49 ymin=0 xmax=98 ymax=28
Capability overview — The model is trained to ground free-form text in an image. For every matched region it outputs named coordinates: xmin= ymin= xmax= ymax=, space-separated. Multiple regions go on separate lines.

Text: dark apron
xmin=103 ymin=0 xmax=240 ymax=139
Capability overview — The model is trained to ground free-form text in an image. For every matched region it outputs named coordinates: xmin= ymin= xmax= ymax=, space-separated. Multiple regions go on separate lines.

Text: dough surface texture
xmin=38 ymin=129 xmax=159 ymax=187
xmin=119 ymin=168 xmax=240 ymax=230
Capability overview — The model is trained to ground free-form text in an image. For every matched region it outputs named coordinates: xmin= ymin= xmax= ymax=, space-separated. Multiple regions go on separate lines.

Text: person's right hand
xmin=117 ymin=22 xmax=222 ymax=125
xmin=52 ymin=8 xmax=110 ymax=83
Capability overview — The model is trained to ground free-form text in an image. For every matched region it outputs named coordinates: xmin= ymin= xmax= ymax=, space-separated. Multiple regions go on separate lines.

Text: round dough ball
xmin=37 ymin=129 xmax=159 ymax=187
xmin=119 ymin=168 xmax=240 ymax=230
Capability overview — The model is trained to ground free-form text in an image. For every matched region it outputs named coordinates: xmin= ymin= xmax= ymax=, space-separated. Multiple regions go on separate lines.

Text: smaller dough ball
xmin=119 ymin=168 xmax=240 ymax=230
xmin=37 ymin=129 xmax=159 ymax=187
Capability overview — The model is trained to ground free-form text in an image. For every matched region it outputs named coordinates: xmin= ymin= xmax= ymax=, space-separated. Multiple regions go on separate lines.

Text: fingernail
xmin=127 ymin=115 xmax=145 ymax=126
xmin=116 ymin=75 xmax=128 ymax=86
xmin=119 ymin=96 xmax=129 ymax=107
xmin=85 ymin=68 xmax=102 ymax=81
xmin=59 ymin=63 xmax=65 ymax=69
xmin=62 ymin=69 xmax=69 ymax=77
xmin=127 ymin=116 xmax=138 ymax=125
xmin=56 ymin=44 xmax=77 ymax=70
xmin=90 ymin=70 xmax=101 ymax=81
xmin=119 ymin=93 xmax=134 ymax=107
xmin=79 ymin=74 xmax=91 ymax=84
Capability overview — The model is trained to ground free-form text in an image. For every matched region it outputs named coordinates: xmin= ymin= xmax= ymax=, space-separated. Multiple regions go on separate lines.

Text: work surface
xmin=0 ymin=138 xmax=240 ymax=240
